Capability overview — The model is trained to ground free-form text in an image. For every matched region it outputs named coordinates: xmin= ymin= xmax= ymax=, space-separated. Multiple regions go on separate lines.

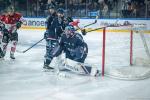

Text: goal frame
xmin=101 ymin=26 xmax=133 ymax=76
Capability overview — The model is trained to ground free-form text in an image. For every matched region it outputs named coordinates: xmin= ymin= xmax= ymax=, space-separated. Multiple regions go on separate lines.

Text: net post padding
xmin=102 ymin=25 xmax=150 ymax=80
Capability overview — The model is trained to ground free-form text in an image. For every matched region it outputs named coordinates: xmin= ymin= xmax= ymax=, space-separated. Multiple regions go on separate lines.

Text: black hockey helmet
xmin=57 ymin=8 xmax=65 ymax=14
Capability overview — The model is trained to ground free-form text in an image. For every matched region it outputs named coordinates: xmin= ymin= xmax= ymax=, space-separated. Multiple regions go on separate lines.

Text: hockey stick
xmin=16 ymin=38 xmax=44 ymax=53
xmin=83 ymin=15 xmax=98 ymax=28
xmin=74 ymin=16 xmax=98 ymax=35
xmin=85 ymin=22 xmax=132 ymax=33
xmin=74 ymin=15 xmax=98 ymax=30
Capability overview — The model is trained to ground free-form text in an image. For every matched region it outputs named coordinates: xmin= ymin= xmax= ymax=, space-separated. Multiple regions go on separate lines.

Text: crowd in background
xmin=0 ymin=0 xmax=150 ymax=18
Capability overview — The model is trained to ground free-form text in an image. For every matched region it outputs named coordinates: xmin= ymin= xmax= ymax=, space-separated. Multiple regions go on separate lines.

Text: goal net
xmin=103 ymin=24 xmax=150 ymax=80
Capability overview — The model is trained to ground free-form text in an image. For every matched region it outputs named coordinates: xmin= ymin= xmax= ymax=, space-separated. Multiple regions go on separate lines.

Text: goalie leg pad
xmin=65 ymin=59 xmax=100 ymax=76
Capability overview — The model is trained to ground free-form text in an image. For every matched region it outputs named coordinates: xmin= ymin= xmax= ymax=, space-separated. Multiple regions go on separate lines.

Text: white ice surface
xmin=0 ymin=30 xmax=150 ymax=100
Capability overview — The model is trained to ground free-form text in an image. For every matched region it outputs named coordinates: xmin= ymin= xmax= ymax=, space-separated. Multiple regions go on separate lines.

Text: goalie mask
xmin=65 ymin=25 xmax=75 ymax=38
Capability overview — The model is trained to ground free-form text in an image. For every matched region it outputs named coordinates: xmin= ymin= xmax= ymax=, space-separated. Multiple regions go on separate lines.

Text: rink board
xmin=20 ymin=18 xmax=150 ymax=34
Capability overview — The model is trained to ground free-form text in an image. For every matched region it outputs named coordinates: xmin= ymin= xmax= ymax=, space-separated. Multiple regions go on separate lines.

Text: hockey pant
xmin=1 ymin=32 xmax=18 ymax=57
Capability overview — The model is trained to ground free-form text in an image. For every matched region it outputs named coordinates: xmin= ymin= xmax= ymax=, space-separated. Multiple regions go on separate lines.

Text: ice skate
xmin=10 ymin=53 xmax=15 ymax=59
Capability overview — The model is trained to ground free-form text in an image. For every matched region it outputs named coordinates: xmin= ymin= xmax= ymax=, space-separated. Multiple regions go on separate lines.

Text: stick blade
xmin=16 ymin=50 xmax=24 ymax=53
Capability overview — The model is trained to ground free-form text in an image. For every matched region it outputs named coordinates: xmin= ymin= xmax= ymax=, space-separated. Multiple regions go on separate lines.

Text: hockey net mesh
xmin=104 ymin=25 xmax=150 ymax=80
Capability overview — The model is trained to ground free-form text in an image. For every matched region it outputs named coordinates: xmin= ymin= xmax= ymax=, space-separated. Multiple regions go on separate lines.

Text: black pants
xmin=2 ymin=32 xmax=18 ymax=43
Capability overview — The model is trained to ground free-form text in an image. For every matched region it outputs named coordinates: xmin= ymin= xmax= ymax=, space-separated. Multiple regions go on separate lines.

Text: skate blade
xmin=43 ymin=68 xmax=55 ymax=72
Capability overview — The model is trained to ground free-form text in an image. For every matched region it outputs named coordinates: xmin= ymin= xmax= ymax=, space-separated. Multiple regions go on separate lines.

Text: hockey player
xmin=0 ymin=9 xmax=8 ymax=58
xmin=45 ymin=3 xmax=57 ymax=31
xmin=0 ymin=6 xmax=23 ymax=59
xmin=44 ymin=3 xmax=57 ymax=67
xmin=46 ymin=25 xmax=100 ymax=76
xmin=59 ymin=25 xmax=88 ymax=63
xmin=43 ymin=8 xmax=66 ymax=69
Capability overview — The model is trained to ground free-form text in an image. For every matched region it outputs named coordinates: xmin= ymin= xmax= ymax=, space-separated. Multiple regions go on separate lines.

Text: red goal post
xmin=101 ymin=24 xmax=133 ymax=76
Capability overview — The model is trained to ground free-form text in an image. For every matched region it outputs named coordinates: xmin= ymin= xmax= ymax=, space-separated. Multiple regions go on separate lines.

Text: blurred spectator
xmin=38 ymin=0 xmax=47 ymax=16
xmin=102 ymin=2 xmax=109 ymax=18
xmin=1 ymin=0 xmax=148 ymax=18
xmin=98 ymin=0 xmax=104 ymax=17
xmin=121 ymin=0 xmax=128 ymax=18
xmin=88 ymin=1 xmax=99 ymax=11
xmin=127 ymin=2 xmax=134 ymax=17
xmin=98 ymin=0 xmax=104 ymax=4
xmin=121 ymin=0 xmax=133 ymax=18
xmin=48 ymin=0 xmax=53 ymax=4
xmin=32 ymin=3 xmax=37 ymax=17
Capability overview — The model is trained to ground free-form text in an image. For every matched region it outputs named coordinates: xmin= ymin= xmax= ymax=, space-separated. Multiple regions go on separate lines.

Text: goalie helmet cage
xmin=101 ymin=26 xmax=150 ymax=80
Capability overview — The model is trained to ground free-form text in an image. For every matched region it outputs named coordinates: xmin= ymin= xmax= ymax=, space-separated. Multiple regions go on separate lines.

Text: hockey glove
xmin=16 ymin=21 xmax=22 ymax=29
xmin=44 ymin=31 xmax=49 ymax=40
xmin=81 ymin=29 xmax=86 ymax=35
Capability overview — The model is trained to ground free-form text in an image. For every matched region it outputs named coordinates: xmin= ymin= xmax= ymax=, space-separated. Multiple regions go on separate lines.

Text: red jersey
xmin=0 ymin=14 xmax=6 ymax=22
xmin=0 ymin=12 xmax=22 ymax=24
xmin=0 ymin=12 xmax=23 ymax=33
